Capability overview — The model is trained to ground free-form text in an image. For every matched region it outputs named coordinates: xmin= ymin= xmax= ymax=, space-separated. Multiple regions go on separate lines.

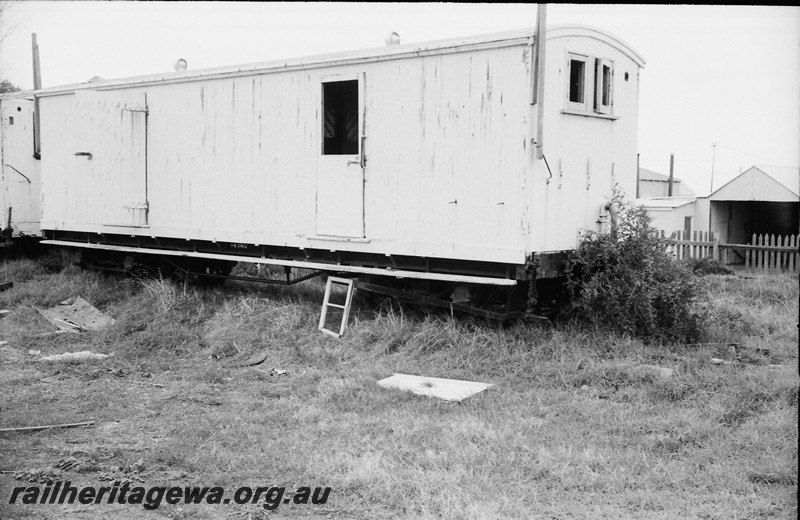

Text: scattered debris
xmin=13 ymin=468 xmax=61 ymax=484
xmin=222 ymin=350 xmax=268 ymax=368
xmin=0 ymin=309 xmax=10 ymax=318
xmin=636 ymin=364 xmax=676 ymax=380
xmin=37 ymin=296 xmax=115 ymax=333
xmin=0 ymin=340 xmax=8 ymax=346
xmin=710 ymin=358 xmax=782 ymax=369
xmin=270 ymin=368 xmax=287 ymax=376
xmin=0 ymin=281 xmax=12 ymax=292
xmin=53 ymin=456 xmax=99 ymax=473
xmin=36 ymin=330 xmax=71 ymax=338
xmin=40 ymin=351 xmax=112 ymax=362
xmin=0 ymin=420 xmax=96 ymax=434
xmin=98 ymin=458 xmax=147 ymax=484
xmin=377 ymin=373 xmax=493 ymax=402
xmin=27 ymin=349 xmax=40 ymax=356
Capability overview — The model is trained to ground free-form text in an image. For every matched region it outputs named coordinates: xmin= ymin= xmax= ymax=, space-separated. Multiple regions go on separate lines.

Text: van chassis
xmin=42 ymin=230 xmax=570 ymax=321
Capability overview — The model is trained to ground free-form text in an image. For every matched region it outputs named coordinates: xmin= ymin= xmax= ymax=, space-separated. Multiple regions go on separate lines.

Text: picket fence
xmin=658 ymin=230 xmax=799 ymax=273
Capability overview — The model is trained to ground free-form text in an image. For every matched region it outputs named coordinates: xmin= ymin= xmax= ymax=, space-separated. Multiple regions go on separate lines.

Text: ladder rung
xmin=325 ymin=303 xmax=346 ymax=309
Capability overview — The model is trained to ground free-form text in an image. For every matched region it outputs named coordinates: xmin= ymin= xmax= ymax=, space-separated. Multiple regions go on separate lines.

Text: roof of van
xmin=9 ymin=25 xmax=644 ymax=97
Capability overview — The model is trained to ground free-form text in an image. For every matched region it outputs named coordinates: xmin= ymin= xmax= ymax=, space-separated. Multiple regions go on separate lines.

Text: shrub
xmin=565 ymin=190 xmax=703 ymax=343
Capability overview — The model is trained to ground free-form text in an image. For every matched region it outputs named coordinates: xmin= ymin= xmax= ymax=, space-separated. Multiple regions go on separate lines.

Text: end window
xmin=567 ymin=54 xmax=588 ymax=111
xmin=565 ymin=53 xmax=615 ymax=117
xmin=595 ymin=59 xmax=613 ymax=114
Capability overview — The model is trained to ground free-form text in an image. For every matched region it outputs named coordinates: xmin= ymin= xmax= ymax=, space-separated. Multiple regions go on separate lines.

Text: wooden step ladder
xmin=318 ymin=276 xmax=356 ymax=338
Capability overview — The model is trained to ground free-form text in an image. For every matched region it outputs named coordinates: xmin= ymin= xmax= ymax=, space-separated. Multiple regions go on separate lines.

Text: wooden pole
xmin=533 ymin=4 xmax=547 ymax=160
xmin=32 ymin=33 xmax=42 ymax=160
xmin=668 ymin=153 xmax=674 ymax=197
xmin=636 ymin=153 xmax=640 ymax=198
xmin=712 ymin=235 xmax=719 ymax=262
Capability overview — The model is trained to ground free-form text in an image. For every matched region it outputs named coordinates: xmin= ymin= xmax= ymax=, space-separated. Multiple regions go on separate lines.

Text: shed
xmin=637 ymin=167 xmax=695 ymax=198
xmin=694 ymin=165 xmax=799 ymax=245
xmin=635 ymin=196 xmax=696 ymax=235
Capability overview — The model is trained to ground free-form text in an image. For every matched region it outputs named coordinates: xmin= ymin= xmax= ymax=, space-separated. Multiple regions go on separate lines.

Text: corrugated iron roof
xmin=639 ymin=168 xmax=684 ymax=183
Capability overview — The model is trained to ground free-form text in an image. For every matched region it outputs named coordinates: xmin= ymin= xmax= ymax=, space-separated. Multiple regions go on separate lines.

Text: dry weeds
xmin=0 ymin=259 xmax=796 ymax=519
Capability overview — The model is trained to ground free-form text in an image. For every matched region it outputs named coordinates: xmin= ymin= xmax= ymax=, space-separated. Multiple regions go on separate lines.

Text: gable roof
xmin=754 ymin=165 xmax=799 ymax=197
xmin=639 ymin=167 xmax=684 ymax=183
xmin=710 ymin=165 xmax=799 ymax=202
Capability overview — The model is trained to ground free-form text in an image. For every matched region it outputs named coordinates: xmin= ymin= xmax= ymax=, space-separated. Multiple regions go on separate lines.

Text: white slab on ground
xmin=377 ymin=373 xmax=493 ymax=402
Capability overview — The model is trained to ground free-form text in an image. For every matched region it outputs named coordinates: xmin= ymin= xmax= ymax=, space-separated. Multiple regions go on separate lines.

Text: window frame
xmin=563 ymin=51 xmax=617 ymax=119
xmin=594 ymin=58 xmax=613 ymax=115
xmin=566 ymin=52 xmax=590 ymax=112
xmin=321 ymin=78 xmax=360 ymax=156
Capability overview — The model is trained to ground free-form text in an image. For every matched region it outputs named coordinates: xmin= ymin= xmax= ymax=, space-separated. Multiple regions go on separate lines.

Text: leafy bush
xmin=565 ymin=191 xmax=704 ymax=343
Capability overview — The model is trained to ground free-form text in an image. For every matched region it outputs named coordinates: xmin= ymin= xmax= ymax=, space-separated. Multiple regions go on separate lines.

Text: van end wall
xmin=531 ymin=30 xmax=641 ymax=253
xmin=0 ymin=98 xmax=42 ymax=237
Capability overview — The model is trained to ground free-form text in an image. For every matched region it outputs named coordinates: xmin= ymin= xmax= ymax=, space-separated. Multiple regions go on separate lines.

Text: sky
xmin=0 ymin=2 xmax=798 ymax=196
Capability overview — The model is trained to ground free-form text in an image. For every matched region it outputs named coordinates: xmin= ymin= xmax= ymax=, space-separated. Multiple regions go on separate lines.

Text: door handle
xmin=74 ymin=152 xmax=93 ymax=159
xmin=347 ymin=159 xmax=360 ymax=166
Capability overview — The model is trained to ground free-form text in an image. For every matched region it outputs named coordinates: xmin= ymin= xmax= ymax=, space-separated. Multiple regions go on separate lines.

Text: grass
xmin=0 ymin=255 xmax=797 ymax=519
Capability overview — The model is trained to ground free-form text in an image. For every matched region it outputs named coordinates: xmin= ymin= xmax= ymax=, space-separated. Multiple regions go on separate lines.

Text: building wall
xmin=645 ymin=203 xmax=696 ymax=235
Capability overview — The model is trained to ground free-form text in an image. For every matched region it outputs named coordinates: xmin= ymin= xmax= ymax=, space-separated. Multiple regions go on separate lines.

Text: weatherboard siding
xmin=37 ymin=26 xmax=644 ymax=267
xmin=0 ymin=98 xmax=42 ymax=237
xmin=40 ymin=44 xmax=534 ymax=264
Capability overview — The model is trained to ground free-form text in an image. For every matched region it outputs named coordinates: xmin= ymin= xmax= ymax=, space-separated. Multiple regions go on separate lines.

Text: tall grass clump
xmin=565 ymin=190 xmax=703 ymax=344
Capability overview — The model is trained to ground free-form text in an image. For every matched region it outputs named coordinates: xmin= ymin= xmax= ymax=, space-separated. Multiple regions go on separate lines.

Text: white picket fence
xmin=659 ymin=230 xmax=799 ymax=273
xmin=738 ymin=234 xmax=799 ymax=272
xmin=661 ymin=230 xmax=719 ymax=261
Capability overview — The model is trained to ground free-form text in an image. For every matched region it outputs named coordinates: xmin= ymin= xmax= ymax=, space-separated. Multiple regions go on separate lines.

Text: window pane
xmin=602 ymin=64 xmax=611 ymax=106
xmin=322 ymin=80 xmax=359 ymax=155
xmin=569 ymin=60 xmax=585 ymax=103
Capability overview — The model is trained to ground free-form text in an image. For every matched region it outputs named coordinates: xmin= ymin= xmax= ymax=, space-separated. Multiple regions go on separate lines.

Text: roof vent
xmin=384 ymin=32 xmax=401 ymax=46
xmin=173 ymin=58 xmax=188 ymax=72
